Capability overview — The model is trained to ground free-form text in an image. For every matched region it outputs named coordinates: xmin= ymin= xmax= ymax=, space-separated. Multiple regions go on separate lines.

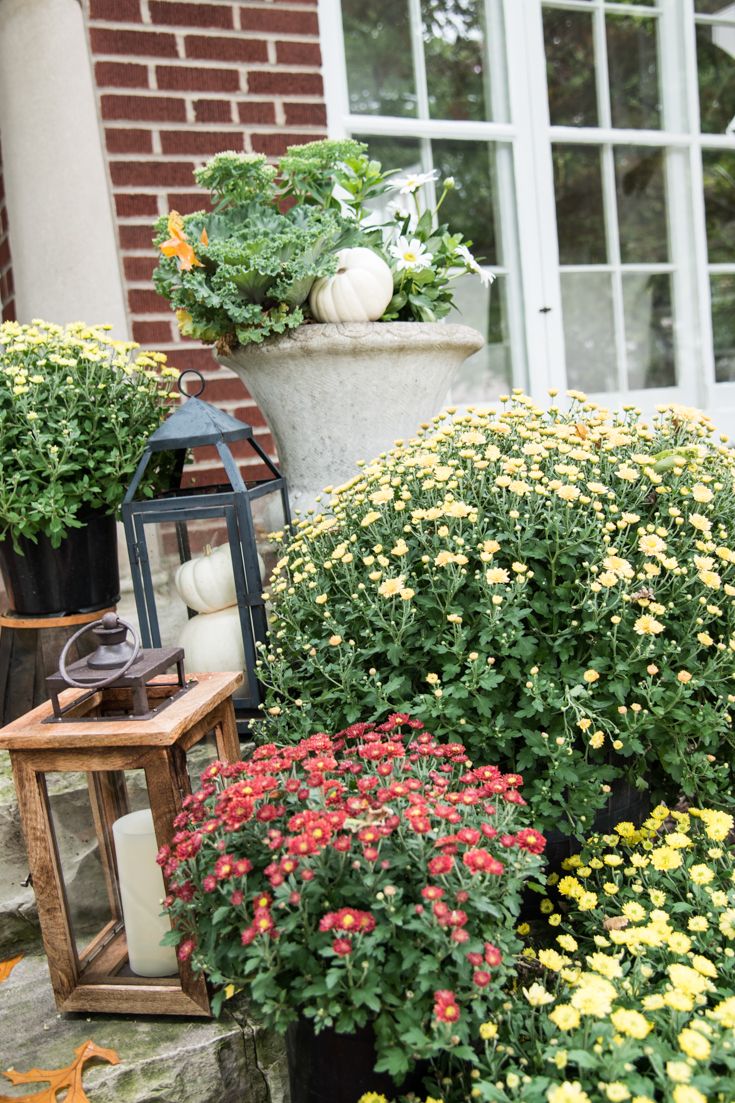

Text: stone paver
xmin=0 ymin=944 xmax=289 ymax=1103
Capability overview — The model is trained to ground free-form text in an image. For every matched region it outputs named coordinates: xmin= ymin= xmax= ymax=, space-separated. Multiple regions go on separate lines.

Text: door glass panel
xmin=561 ymin=272 xmax=617 ymax=393
xmin=614 ymin=147 xmax=668 ymax=263
xmin=543 ymin=8 xmax=598 ymax=127
xmin=553 ymin=145 xmax=606 ymax=265
xmin=422 ymin=0 xmax=489 ymax=121
xmin=711 ymin=274 xmax=735 ymax=381
xmin=431 ymin=139 xmax=499 ymax=264
xmin=341 ymin=0 xmax=417 ymax=117
xmin=622 ymin=273 xmax=676 ymax=390
xmin=696 ymin=1 xmax=735 ymax=13
xmin=702 ymin=150 xmax=735 ymax=261
xmin=606 ymin=15 xmax=661 ymax=131
xmin=696 ymin=23 xmax=735 ymax=134
xmin=613 ymin=0 xmax=655 ymax=5
xmin=449 ymin=274 xmax=511 ymax=404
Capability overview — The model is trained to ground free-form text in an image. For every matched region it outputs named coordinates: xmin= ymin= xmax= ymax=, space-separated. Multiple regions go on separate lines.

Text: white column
xmin=0 ymin=0 xmax=129 ymax=336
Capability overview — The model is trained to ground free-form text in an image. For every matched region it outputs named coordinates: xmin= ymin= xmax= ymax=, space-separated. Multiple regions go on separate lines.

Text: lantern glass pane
xmin=186 ymin=728 xmax=222 ymax=792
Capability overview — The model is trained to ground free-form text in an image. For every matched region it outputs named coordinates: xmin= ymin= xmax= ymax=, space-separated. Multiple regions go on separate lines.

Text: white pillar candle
xmin=112 ymin=809 xmax=179 ymax=978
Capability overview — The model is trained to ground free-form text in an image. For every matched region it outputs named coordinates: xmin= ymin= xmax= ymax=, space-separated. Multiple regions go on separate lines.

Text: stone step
xmin=0 ymin=944 xmax=289 ymax=1103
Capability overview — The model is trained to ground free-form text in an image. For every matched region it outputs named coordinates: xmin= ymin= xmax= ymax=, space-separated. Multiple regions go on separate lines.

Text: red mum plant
xmin=160 ymin=717 xmax=545 ymax=1080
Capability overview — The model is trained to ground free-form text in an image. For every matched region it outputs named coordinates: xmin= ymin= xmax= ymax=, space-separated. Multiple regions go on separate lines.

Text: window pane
xmin=431 ymin=140 xmax=498 ymax=265
xmin=553 ymin=145 xmax=606 ymax=265
xmin=341 ymin=0 xmax=417 ymax=117
xmin=702 ymin=150 xmax=735 ymax=262
xmin=711 ymin=274 xmax=735 ymax=382
xmin=696 ymin=23 xmax=735 ymax=134
xmin=614 ymin=147 xmax=668 ymax=264
xmin=561 ymin=272 xmax=617 ymax=392
xmin=695 ymin=1 xmax=735 ymax=13
xmin=422 ymin=0 xmax=489 ymax=121
xmin=353 ymin=134 xmax=421 ymax=173
xmin=449 ymin=274 xmax=511 ymax=404
xmin=543 ymin=8 xmax=598 ymax=127
xmin=606 ymin=15 xmax=661 ymax=130
xmin=622 ymin=273 xmax=675 ymax=390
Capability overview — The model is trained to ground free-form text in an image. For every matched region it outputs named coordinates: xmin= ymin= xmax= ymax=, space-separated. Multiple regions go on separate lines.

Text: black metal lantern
xmin=121 ymin=370 xmax=290 ymax=733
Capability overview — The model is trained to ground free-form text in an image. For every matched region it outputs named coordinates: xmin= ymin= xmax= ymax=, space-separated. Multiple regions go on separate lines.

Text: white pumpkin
xmin=178 ymin=606 xmax=249 ymax=698
xmin=174 ymin=543 xmax=264 ymax=614
xmin=310 ymin=247 xmax=394 ymax=323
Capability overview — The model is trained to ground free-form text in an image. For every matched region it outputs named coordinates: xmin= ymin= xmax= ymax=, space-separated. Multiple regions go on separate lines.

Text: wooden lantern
xmin=0 ymin=670 xmax=243 ymax=1016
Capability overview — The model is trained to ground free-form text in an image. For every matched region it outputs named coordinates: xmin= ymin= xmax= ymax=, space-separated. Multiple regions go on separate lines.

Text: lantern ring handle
xmin=58 ymin=618 xmax=141 ymax=690
xmin=177 ymin=369 xmax=205 ymax=399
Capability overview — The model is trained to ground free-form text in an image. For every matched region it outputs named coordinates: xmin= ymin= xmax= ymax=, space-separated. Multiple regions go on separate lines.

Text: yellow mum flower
xmin=672 ymin=1087 xmax=707 ymax=1103
xmin=688 ymin=513 xmax=712 ymax=533
xmin=718 ymin=909 xmax=735 ymax=939
xmin=558 ymin=876 xmax=583 ymax=898
xmin=691 ymin=954 xmax=717 ymax=978
xmin=590 ymin=731 xmax=605 ymax=749
xmin=699 ymin=808 xmax=734 ymax=840
xmin=688 ymin=916 xmax=708 ymax=931
xmin=634 ymin=615 xmax=664 ymax=636
xmin=666 ymin=1061 xmax=692 ymax=1083
xmin=548 ymin=1004 xmax=581 ymax=1031
xmin=699 ymin=569 xmax=721 ymax=588
xmin=578 ymin=891 xmax=599 ymax=911
xmin=638 ymin=534 xmax=666 ymax=555
xmin=557 ymin=934 xmax=578 ymax=952
xmin=329 ymin=635 xmax=342 ymax=646
xmin=547 ymin=1083 xmax=591 ymax=1103
xmin=689 ymin=864 xmax=714 ymax=885
xmin=691 ymin=483 xmax=714 ymax=503
xmin=641 ymin=994 xmax=665 ymax=1010
xmin=539 ymin=949 xmax=566 ymax=972
xmin=315 ymin=593 xmax=328 ymax=604
xmin=622 ymin=902 xmax=647 ymax=922
xmin=668 ymin=963 xmax=711 ymax=996
xmin=666 ymin=832 xmax=693 ymax=849
xmin=667 ymin=931 xmax=692 ymax=954
xmin=583 ymin=669 xmax=600 ymax=683
xmin=712 ymin=995 xmax=735 ymax=1027
xmin=586 ymin=952 xmax=622 ymax=979
xmin=378 ymin=575 xmax=406 ymax=597
xmin=651 ymin=847 xmax=683 ymax=871
xmin=570 ymin=979 xmax=615 ymax=1017
xmin=478 ymin=1021 xmax=497 ymax=1040
xmin=609 ymin=1008 xmax=652 ymax=1039
xmin=696 ymin=632 xmax=713 ymax=646
xmin=485 ymin=567 xmax=510 ymax=584
xmin=523 ymin=982 xmax=555 ymax=1006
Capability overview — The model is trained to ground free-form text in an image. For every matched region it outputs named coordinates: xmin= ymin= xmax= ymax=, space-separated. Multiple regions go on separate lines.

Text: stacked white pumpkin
xmin=174 ymin=544 xmax=263 ymax=698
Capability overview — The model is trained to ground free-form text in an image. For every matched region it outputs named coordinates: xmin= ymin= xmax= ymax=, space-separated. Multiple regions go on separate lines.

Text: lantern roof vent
xmin=146 ymin=372 xmax=253 ymax=452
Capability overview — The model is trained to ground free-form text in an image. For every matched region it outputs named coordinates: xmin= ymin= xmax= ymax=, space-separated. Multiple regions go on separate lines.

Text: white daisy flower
xmin=455 ymin=243 xmax=495 ymax=288
xmin=389 ymin=236 xmax=434 ymax=272
xmin=393 ymin=169 xmax=439 ymax=194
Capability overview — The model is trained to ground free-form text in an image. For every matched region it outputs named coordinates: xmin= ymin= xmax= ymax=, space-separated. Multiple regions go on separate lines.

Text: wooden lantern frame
xmin=0 ymin=671 xmax=242 ymax=1016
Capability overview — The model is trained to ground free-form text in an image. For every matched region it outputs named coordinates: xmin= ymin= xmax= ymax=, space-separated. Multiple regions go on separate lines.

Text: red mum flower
xmin=358 ymin=826 xmax=381 ymax=844
xmin=253 ymin=909 xmax=275 ymax=934
xmin=231 ymin=889 xmax=243 ymax=906
xmin=280 ymin=855 xmax=300 ymax=874
xmin=503 ymin=790 xmax=526 ymax=805
xmin=241 ymin=927 xmax=257 ymax=945
xmin=253 ymin=891 xmax=272 ymax=910
xmin=269 ymin=871 xmax=285 ymax=887
xmin=288 ymin=833 xmax=320 ymax=856
xmin=447 ymin=909 xmax=467 ymax=928
xmin=463 ymin=848 xmax=504 ymax=875
xmin=363 ymin=846 xmax=379 ymax=861
xmin=473 ymin=970 xmax=491 ymax=987
xmin=319 ymin=913 xmax=338 ymax=931
xmin=233 ymin=858 xmax=252 ymax=876
xmin=203 ymin=875 xmax=217 ymax=893
xmin=484 ymin=942 xmax=502 ymax=966
xmin=178 ymin=940 xmax=195 ymax=961
xmin=433 ymin=901 xmax=450 ymax=921
xmin=411 ymin=817 xmax=432 ymax=834
xmin=289 ymin=891 xmax=301 ymax=905
xmin=480 ymin=823 xmax=498 ymax=839
xmin=516 ymin=828 xmax=546 ymax=855
xmin=428 ymin=854 xmax=455 ymax=876
xmin=466 ymin=952 xmax=484 ymax=967
xmin=332 ymin=835 xmax=352 ymax=852
xmin=214 ymin=855 xmax=235 ymax=879
xmin=421 ymin=885 xmax=444 ymax=900
xmin=301 ymin=868 xmax=314 ymax=881
xmin=332 ymin=937 xmax=353 ymax=957
xmin=500 ymin=834 xmax=516 ymax=848
xmin=434 ymin=990 xmax=461 ymax=1023
xmin=156 ymin=844 xmax=171 ymax=867
xmin=457 ymin=827 xmax=481 ymax=845
xmin=451 ymin=927 xmax=469 ymax=943
xmin=456 ymin=890 xmax=469 ymax=903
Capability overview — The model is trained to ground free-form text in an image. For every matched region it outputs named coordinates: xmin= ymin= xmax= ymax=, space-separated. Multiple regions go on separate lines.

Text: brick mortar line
xmin=95 ymin=60 xmax=322 ymax=69
xmin=91 ymin=29 xmax=320 ymax=40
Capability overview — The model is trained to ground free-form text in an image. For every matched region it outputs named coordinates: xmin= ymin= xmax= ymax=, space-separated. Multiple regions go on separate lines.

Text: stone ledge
xmin=0 ymin=944 xmax=289 ymax=1103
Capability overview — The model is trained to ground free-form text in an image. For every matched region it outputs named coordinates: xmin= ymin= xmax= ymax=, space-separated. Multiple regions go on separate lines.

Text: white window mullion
xmin=318 ymin=0 xmax=350 ymax=138
xmin=600 ymin=143 xmax=628 ymax=395
xmin=406 ymin=0 xmax=438 ymax=213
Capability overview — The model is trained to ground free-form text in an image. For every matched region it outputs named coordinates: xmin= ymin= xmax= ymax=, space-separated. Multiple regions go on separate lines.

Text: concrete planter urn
xmin=216 ymin=321 xmax=484 ymax=522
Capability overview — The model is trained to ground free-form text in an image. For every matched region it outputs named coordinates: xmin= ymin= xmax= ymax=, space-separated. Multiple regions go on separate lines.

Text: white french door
xmin=318 ymin=0 xmax=735 ymax=432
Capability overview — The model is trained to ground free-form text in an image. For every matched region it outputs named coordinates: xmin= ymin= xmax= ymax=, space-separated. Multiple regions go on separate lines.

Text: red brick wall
xmin=0 ymin=138 xmax=15 ymax=323
xmin=83 ymin=0 xmax=327 ymax=485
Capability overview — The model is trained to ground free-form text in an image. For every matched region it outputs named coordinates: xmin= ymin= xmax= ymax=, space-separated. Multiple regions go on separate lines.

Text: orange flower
xmin=677 ymin=671 xmax=693 ymax=683
xmin=159 ymin=211 xmax=204 ymax=271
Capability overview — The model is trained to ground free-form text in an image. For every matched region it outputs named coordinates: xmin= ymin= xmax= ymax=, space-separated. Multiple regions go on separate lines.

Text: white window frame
xmin=318 ymin=0 xmax=735 ymax=432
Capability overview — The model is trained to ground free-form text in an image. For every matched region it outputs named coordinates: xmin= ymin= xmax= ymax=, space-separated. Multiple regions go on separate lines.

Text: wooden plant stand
xmin=0 ymin=670 xmax=243 ymax=1017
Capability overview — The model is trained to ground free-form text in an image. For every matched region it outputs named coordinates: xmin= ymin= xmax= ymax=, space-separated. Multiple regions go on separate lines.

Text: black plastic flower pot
xmin=286 ymin=1018 xmax=427 ymax=1103
xmin=0 ymin=509 xmax=121 ymax=616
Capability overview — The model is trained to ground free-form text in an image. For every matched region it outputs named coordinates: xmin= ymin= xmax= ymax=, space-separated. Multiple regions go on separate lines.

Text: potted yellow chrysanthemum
xmin=0 ymin=320 xmax=178 ymax=614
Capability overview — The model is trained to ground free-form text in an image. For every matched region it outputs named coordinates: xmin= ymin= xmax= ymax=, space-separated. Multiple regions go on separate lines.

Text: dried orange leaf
xmin=575 ymin=422 xmax=588 ymax=440
xmin=0 ymin=955 xmax=23 ymax=984
xmin=0 ymin=1039 xmax=120 ymax=1103
xmin=603 ymin=915 xmax=629 ymax=931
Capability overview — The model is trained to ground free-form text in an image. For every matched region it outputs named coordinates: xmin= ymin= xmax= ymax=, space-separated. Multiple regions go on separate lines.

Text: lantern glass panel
xmin=186 ymin=728 xmax=222 ymax=793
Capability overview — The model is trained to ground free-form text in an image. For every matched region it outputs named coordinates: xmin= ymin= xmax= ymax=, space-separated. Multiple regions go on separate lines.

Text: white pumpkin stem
xmin=204 ymin=544 xmax=212 ymax=556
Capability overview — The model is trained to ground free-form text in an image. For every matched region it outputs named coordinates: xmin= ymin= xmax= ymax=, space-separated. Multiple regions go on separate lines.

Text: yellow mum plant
xmin=261 ymin=393 xmax=735 ymax=837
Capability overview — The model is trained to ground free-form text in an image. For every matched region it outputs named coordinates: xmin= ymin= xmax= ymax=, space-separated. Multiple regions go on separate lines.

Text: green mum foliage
xmin=259 ymin=395 xmax=735 ymax=839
